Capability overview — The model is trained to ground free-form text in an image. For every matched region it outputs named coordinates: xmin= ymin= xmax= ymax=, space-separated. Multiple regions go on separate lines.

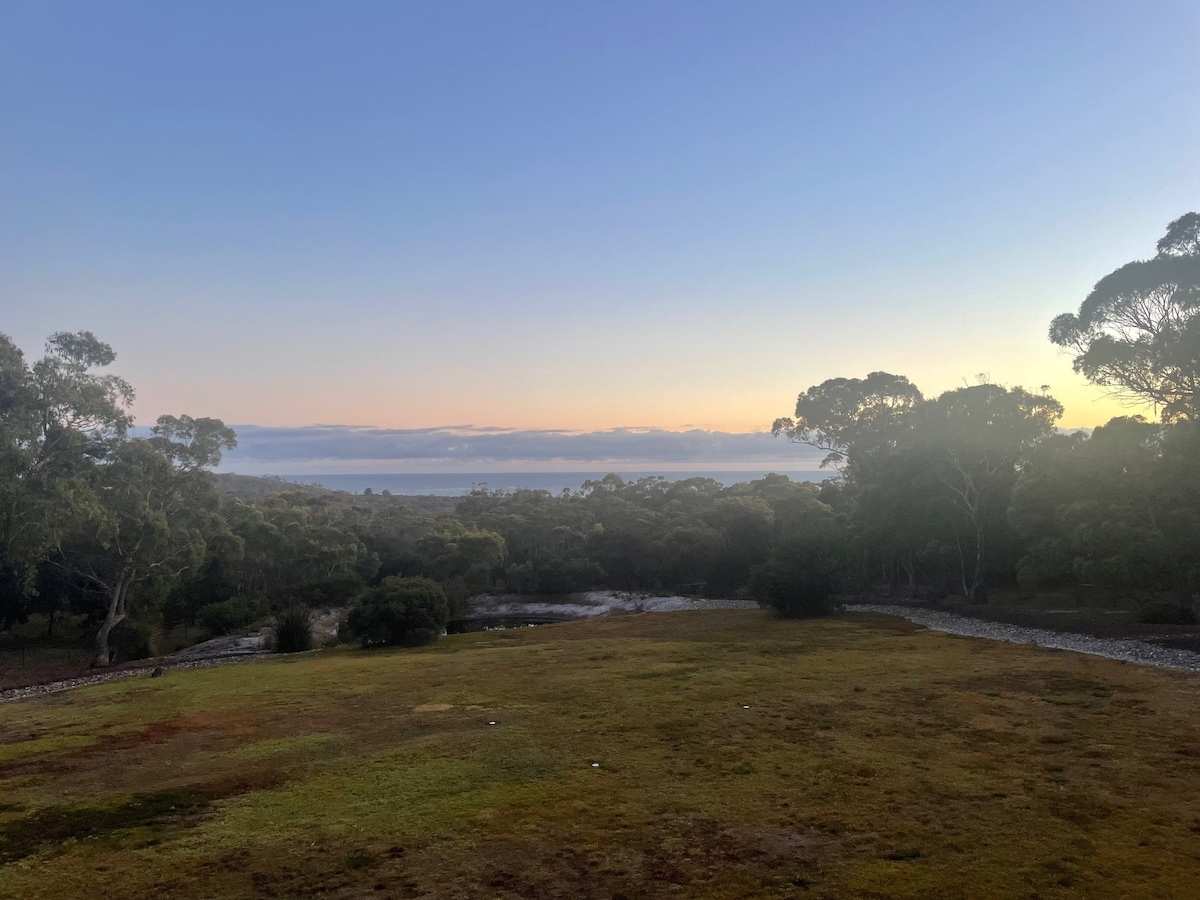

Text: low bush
xmin=273 ymin=576 xmax=366 ymax=609
xmin=750 ymin=562 xmax=835 ymax=618
xmin=112 ymin=620 xmax=156 ymax=662
xmin=748 ymin=491 xmax=850 ymax=619
xmin=344 ymin=577 xmax=449 ymax=648
xmin=272 ymin=605 xmax=314 ymax=654
xmin=196 ymin=596 xmax=268 ymax=635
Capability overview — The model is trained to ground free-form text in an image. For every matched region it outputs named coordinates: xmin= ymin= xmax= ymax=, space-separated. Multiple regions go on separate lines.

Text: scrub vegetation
xmin=2 ymin=610 xmax=1200 ymax=898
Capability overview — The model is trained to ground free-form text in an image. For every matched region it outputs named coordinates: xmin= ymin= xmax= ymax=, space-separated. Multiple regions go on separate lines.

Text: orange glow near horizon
xmin=128 ymin=363 xmax=1140 ymax=434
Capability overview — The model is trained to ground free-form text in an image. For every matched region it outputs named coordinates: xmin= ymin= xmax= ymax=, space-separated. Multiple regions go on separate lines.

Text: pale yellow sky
xmin=108 ymin=287 xmax=1142 ymax=433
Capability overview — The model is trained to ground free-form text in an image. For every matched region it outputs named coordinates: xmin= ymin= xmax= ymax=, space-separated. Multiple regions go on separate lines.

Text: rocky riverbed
xmin=465 ymin=591 xmax=759 ymax=621
xmin=848 ymin=603 xmax=1200 ymax=673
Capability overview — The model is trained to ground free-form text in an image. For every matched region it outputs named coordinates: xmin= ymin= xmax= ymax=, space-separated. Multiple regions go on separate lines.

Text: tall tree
xmin=1050 ymin=213 xmax=1200 ymax=422
xmin=1011 ymin=416 xmax=1200 ymax=605
xmin=912 ymin=384 xmax=1063 ymax=602
xmin=51 ymin=416 xmax=236 ymax=666
xmin=772 ymin=372 xmax=924 ymax=480
xmin=0 ymin=332 xmax=133 ymax=600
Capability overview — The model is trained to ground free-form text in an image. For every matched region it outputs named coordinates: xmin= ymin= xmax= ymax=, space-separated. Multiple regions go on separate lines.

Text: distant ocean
xmin=279 ymin=470 xmax=831 ymax=496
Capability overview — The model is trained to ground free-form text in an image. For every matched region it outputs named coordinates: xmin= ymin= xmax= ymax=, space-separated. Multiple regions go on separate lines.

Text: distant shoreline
xmin=232 ymin=469 xmax=833 ymax=496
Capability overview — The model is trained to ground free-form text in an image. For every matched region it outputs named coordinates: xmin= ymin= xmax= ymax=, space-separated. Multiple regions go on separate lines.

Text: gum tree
xmin=51 ymin=416 xmax=236 ymax=666
xmin=772 ymin=371 xmax=924 ymax=481
xmin=0 ymin=332 xmax=133 ymax=608
xmin=1050 ymin=213 xmax=1200 ymax=422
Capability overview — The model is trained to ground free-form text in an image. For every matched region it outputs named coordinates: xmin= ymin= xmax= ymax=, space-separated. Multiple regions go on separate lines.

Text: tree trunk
xmin=93 ymin=579 xmax=128 ymax=667
xmin=968 ymin=525 xmax=988 ymax=604
xmin=956 ymin=534 xmax=970 ymax=600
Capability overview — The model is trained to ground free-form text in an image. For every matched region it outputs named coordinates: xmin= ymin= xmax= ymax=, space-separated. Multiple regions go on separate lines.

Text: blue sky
xmin=3 ymin=1 xmax=1198 ymax=469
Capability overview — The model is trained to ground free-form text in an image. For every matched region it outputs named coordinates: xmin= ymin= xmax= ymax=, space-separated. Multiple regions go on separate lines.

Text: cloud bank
xmin=210 ymin=425 xmax=825 ymax=474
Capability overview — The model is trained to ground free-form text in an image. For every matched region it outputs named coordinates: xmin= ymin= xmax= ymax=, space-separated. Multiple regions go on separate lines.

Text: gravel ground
xmin=848 ymin=603 xmax=1200 ymax=673
xmin=470 ymin=591 xmax=759 ymax=619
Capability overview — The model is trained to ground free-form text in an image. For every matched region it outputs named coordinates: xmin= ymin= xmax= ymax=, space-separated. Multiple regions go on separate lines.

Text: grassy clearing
xmin=1 ymin=610 xmax=1199 ymax=898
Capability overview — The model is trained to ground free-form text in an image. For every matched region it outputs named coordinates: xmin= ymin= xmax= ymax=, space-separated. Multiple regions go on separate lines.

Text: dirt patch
xmin=955 ymin=671 xmax=1119 ymax=700
xmin=0 ymin=769 xmax=287 ymax=866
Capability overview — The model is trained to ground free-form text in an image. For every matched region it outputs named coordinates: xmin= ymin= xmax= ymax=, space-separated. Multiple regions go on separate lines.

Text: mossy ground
xmin=1 ymin=610 xmax=1199 ymax=898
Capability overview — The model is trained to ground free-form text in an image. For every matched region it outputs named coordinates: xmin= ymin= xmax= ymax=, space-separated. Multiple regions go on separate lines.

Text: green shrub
xmin=274 ymin=575 xmax=367 ymax=609
xmin=272 ymin=605 xmax=314 ymax=653
xmin=442 ymin=577 xmax=470 ymax=619
xmin=750 ymin=561 xmax=835 ymax=618
xmin=112 ymin=620 xmax=156 ymax=662
xmin=344 ymin=577 xmax=449 ymax=648
xmin=749 ymin=491 xmax=849 ymax=618
xmin=536 ymin=558 xmax=607 ymax=594
xmin=196 ymin=596 xmax=267 ymax=635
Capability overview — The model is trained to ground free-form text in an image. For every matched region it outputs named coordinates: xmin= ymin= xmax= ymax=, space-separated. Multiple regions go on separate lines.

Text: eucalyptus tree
xmin=910 ymin=384 xmax=1063 ymax=603
xmin=222 ymin=491 xmax=380 ymax=597
xmin=414 ymin=519 xmax=506 ymax=593
xmin=772 ymin=371 xmax=924 ymax=480
xmin=0 ymin=332 xmax=133 ymax=603
xmin=1050 ymin=213 xmax=1200 ymax=422
xmin=1011 ymin=416 xmax=1200 ymax=604
xmin=50 ymin=416 xmax=236 ymax=666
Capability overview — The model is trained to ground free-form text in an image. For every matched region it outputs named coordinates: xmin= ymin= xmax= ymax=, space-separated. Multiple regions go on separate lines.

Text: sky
xmin=3 ymin=2 xmax=1198 ymax=472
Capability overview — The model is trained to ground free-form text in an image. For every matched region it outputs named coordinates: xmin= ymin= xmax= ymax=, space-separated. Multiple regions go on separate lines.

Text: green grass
xmin=1 ymin=610 xmax=1200 ymax=898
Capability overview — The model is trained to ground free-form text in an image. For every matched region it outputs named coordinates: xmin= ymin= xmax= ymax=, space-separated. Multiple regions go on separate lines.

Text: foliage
xmin=196 ymin=596 xmax=268 ymax=636
xmin=111 ymin=619 xmax=156 ymax=662
xmin=0 ymin=331 xmax=240 ymax=664
xmin=271 ymin=605 xmax=314 ymax=653
xmin=1010 ymin=417 xmax=1200 ymax=603
xmin=1050 ymin=213 xmax=1200 ymax=422
xmin=750 ymin=491 xmax=846 ymax=617
xmin=344 ymin=576 xmax=449 ymax=647
xmin=0 ymin=331 xmax=132 ymax=599
xmin=771 ymin=370 xmax=1065 ymax=603
xmin=771 ymin=371 xmax=924 ymax=476
xmin=51 ymin=425 xmax=235 ymax=664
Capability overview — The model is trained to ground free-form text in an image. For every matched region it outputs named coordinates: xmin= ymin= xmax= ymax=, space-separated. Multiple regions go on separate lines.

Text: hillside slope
xmin=1 ymin=611 xmax=1199 ymax=898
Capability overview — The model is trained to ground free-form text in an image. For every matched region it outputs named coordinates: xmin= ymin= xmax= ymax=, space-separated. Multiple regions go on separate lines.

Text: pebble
xmin=847 ymin=604 xmax=1200 ymax=673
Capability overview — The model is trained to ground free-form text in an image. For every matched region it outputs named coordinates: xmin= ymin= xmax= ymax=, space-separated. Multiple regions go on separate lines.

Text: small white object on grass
xmin=742 ymin=705 xmax=751 ymax=709
xmin=591 ymin=762 xmax=601 ymax=768
xmin=488 ymin=721 xmax=497 ymax=725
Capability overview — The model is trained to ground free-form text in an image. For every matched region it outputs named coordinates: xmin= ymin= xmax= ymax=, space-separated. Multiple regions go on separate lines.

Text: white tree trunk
xmin=93 ymin=578 xmax=128 ymax=667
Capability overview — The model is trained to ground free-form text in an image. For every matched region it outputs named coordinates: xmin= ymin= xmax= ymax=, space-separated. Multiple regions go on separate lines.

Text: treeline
xmin=769 ymin=213 xmax=1200 ymax=611
xmin=0 ymin=330 xmax=839 ymax=664
xmin=0 ymin=331 xmax=837 ymax=663
xmin=2 ymin=213 xmax=1197 ymax=663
